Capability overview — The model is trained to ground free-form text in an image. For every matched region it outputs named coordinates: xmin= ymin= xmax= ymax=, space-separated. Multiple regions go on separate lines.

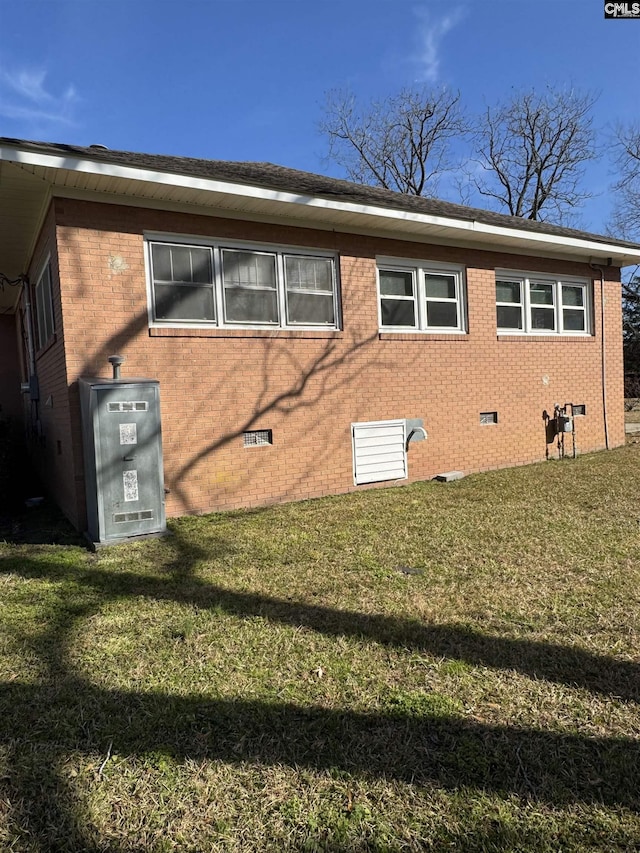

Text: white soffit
xmin=0 ymin=159 xmax=51 ymax=310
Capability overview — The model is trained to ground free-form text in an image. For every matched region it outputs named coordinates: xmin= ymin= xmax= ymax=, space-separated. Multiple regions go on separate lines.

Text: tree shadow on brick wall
xmin=74 ymin=301 xmax=396 ymax=515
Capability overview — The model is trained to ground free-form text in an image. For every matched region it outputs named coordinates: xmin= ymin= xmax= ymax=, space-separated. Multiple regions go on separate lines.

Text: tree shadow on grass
xmin=1 ymin=679 xmax=639 ymax=850
xmin=1 ymin=536 xmax=639 ymax=849
xmin=2 ymin=542 xmax=638 ymax=705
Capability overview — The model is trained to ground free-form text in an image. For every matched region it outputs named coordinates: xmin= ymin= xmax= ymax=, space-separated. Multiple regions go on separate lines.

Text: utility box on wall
xmin=79 ymin=377 xmax=166 ymax=546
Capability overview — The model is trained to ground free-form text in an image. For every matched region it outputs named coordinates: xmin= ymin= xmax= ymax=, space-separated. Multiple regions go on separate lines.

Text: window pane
xmin=380 ymin=270 xmax=413 ymax=297
xmin=191 ymin=248 xmax=213 ymax=283
xmin=225 ymin=287 xmax=278 ymax=323
xmin=425 ymin=274 xmax=456 ymax=300
xmin=35 ymin=281 xmax=46 ymax=348
xmin=381 ymin=299 xmax=415 ymax=327
xmin=562 ymin=285 xmax=584 ymax=307
xmin=496 ymin=280 xmax=521 ymax=303
xmin=531 ymin=307 xmax=555 ymax=330
xmin=530 ymin=283 xmax=554 ymax=305
xmin=563 ymin=309 xmax=586 ymax=331
xmin=44 ymin=274 xmax=55 ymax=341
xmin=35 ymin=265 xmax=55 ymax=347
xmin=151 ymin=244 xmax=172 ymax=281
xmin=222 ymin=250 xmax=276 ymax=289
xmin=497 ymin=305 xmax=523 ymax=329
xmin=171 ymin=246 xmax=195 ymax=283
xmin=153 ymin=245 xmax=212 ymax=284
xmin=285 ymin=256 xmax=333 ymax=292
xmin=287 ymin=292 xmax=335 ymax=324
xmin=426 ymin=301 xmax=458 ymax=327
xmin=154 ymin=284 xmax=215 ymax=321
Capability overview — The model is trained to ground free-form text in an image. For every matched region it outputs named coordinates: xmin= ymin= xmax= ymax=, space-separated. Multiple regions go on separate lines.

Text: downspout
xmin=589 ymin=260 xmax=611 ymax=451
xmin=21 ymin=280 xmax=40 ymax=434
xmin=22 ymin=282 xmax=36 ymax=380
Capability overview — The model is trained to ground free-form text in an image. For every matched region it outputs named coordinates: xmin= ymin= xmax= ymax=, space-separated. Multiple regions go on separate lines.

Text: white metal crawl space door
xmin=352 ymin=419 xmax=407 ymax=485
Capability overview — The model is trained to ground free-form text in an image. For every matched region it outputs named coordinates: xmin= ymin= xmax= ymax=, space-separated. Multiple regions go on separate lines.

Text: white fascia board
xmin=471 ymin=220 xmax=640 ymax=266
xmin=3 ymin=144 xmax=640 ymax=265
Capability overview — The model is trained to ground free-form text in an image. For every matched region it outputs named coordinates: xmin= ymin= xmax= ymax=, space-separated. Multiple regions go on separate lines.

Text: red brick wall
xmin=25 ymin=204 xmax=83 ymax=523
xmin=48 ymin=198 xmax=624 ymax=529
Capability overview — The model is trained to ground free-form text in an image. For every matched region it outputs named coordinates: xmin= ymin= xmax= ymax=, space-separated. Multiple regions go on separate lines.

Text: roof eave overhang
xmin=2 ymin=144 xmax=640 ymax=315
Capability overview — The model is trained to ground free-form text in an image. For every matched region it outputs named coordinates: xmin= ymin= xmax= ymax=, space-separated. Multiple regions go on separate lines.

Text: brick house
xmin=1 ymin=137 xmax=640 ymax=534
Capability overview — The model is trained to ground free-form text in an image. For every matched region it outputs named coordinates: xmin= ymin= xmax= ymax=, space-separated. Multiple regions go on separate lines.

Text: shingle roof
xmin=3 ymin=136 xmax=640 ymax=252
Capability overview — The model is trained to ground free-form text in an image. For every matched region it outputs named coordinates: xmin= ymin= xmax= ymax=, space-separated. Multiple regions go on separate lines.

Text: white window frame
xmin=34 ymin=256 xmax=55 ymax=350
xmin=283 ymin=253 xmax=337 ymax=328
xmin=496 ymin=270 xmax=592 ymax=336
xmin=377 ymin=258 xmax=466 ymax=333
xmin=495 ymin=277 xmax=525 ymax=332
xmin=145 ymin=234 xmax=341 ymax=331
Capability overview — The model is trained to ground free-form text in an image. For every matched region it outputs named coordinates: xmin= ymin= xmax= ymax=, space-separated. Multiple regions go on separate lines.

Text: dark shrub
xmin=0 ymin=419 xmax=32 ymax=512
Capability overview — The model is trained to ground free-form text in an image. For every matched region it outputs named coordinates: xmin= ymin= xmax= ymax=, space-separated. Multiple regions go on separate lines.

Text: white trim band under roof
xmin=3 ymin=144 xmax=640 ymax=264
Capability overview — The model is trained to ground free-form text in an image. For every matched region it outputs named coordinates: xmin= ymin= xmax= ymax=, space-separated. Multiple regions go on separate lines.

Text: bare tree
xmin=319 ymin=87 xmax=467 ymax=197
xmin=610 ymin=122 xmax=640 ymax=240
xmin=609 ymin=127 xmax=640 ymax=394
xmin=471 ymin=87 xmax=597 ymax=223
xmin=619 ymin=264 xmax=640 ymax=400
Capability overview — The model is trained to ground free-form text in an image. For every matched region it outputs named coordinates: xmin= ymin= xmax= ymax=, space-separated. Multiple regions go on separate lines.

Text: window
xmin=34 ymin=261 xmax=55 ymax=349
xmin=222 ymin=249 xmax=277 ymax=324
xmin=377 ymin=260 xmax=465 ymax=332
xmin=480 ymin=411 xmax=498 ymax=425
xmin=379 ymin=269 xmax=417 ymax=328
xmin=496 ymin=279 xmax=523 ymax=331
xmin=561 ymin=284 xmax=587 ymax=332
xmin=496 ymin=272 xmax=591 ymax=335
xmin=152 ymin=243 xmax=215 ymax=321
xmin=148 ymin=238 xmax=339 ymax=329
xmin=285 ymin=255 xmax=336 ymax=325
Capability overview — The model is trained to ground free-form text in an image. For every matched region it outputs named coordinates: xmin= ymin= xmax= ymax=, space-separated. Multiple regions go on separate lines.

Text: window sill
xmin=149 ymin=327 xmax=343 ymax=340
xmin=497 ymin=333 xmax=594 ymax=341
xmin=379 ymin=332 xmax=468 ymax=341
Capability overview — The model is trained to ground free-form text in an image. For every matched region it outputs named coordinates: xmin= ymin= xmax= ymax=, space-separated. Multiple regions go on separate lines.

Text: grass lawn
xmin=1 ymin=446 xmax=640 ymax=852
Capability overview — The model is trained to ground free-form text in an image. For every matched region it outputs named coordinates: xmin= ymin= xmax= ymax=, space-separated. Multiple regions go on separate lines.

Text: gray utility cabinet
xmin=79 ymin=378 xmax=166 ymax=545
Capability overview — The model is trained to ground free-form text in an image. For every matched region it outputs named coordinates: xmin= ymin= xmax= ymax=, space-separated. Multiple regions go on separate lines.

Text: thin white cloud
xmin=413 ymin=7 xmax=465 ymax=83
xmin=0 ymin=65 xmax=78 ymax=127
xmin=1 ymin=68 xmax=51 ymax=103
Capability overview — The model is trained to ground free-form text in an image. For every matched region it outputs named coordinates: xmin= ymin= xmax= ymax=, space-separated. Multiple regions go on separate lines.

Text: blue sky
xmin=0 ymin=0 xmax=638 ymax=233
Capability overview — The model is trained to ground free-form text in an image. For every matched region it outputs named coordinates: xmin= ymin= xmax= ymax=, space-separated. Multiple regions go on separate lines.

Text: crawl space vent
xmin=243 ymin=429 xmax=273 ymax=447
